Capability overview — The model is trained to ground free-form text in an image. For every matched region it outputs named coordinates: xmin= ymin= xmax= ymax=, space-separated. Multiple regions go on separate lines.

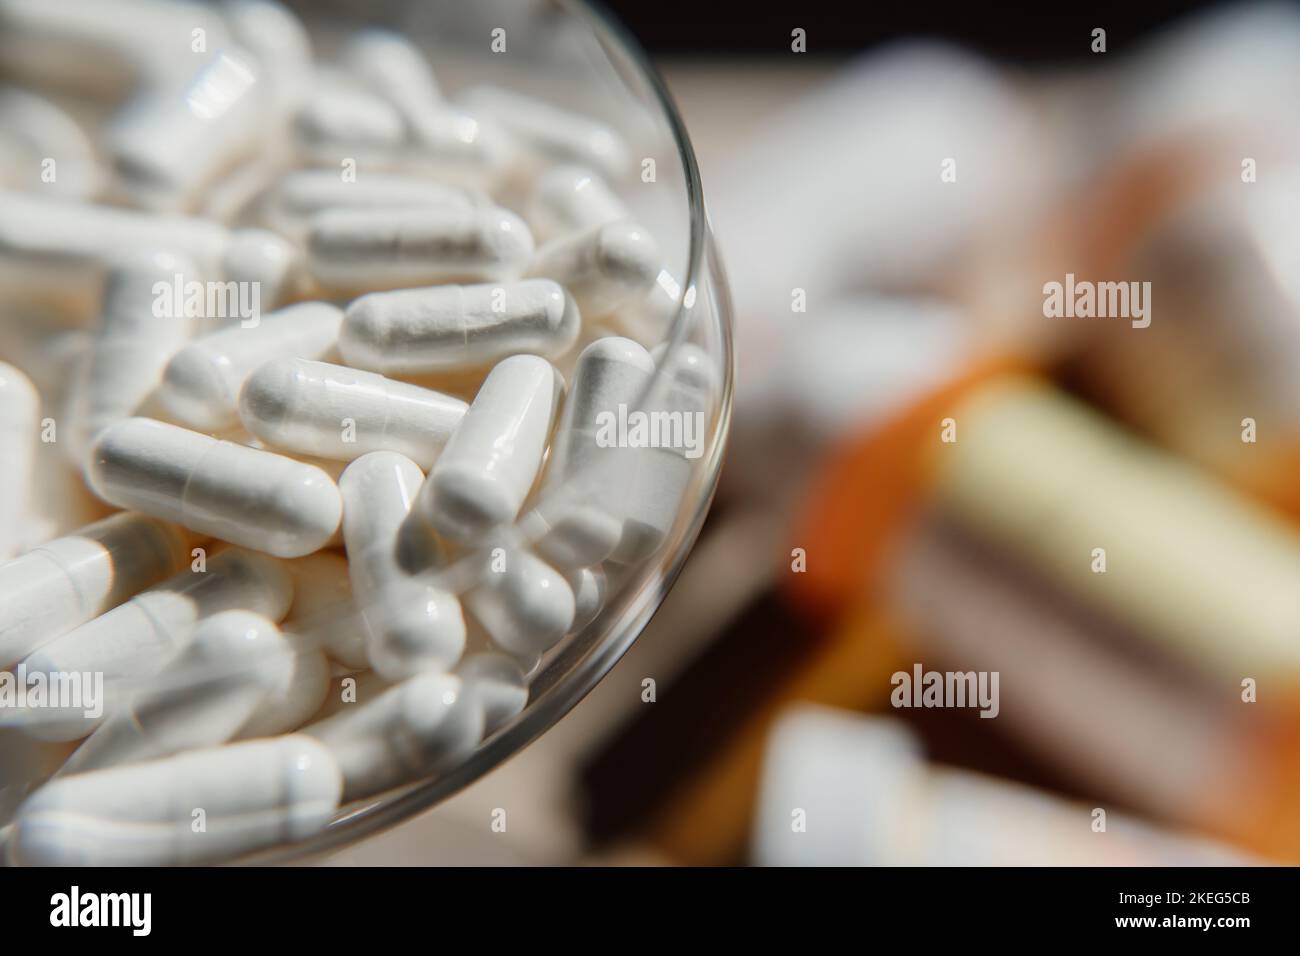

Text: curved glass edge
xmin=567 ymin=0 xmax=710 ymax=343
xmin=248 ymin=234 xmax=731 ymax=865
xmin=243 ymin=1 xmax=734 ymax=858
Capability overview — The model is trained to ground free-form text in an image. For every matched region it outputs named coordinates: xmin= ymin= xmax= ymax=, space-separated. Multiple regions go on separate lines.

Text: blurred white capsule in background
xmin=458 ymin=85 xmax=632 ymax=182
xmin=527 ymin=220 xmax=659 ymax=320
xmin=16 ymin=548 xmax=293 ymax=741
xmin=454 ymin=653 xmax=529 ymax=735
xmin=0 ymin=192 xmax=300 ymax=318
xmin=525 ymin=164 xmax=629 ymax=243
xmin=259 ymin=169 xmax=482 ymax=241
xmin=0 ymin=362 xmax=39 ymax=561
xmin=339 ymin=28 xmax=441 ymax=119
xmin=284 ymin=552 xmax=368 ymax=671
xmin=306 ymin=672 xmax=481 ymax=803
xmin=0 ymin=86 xmax=102 ymax=199
xmin=292 ymin=75 xmax=408 ymax=164
xmin=107 ymin=49 xmax=265 ymax=212
xmin=65 ymin=249 xmax=198 ymax=463
xmin=754 ymin=706 xmax=1260 ymax=866
xmin=0 ymin=0 xmax=231 ymax=99
xmin=0 ymin=512 xmax=193 ymax=669
xmin=57 ymin=609 xmax=326 ymax=775
xmin=198 ymin=154 xmax=282 ymax=225
xmin=565 ymin=565 xmax=605 ymax=635
xmin=220 ymin=0 xmax=313 ymax=121
xmin=748 ymin=296 xmax=966 ymax=442
xmin=1104 ymin=1 xmax=1300 ymax=162
xmin=403 ymin=108 xmax=516 ymax=192
xmin=707 ymin=43 xmax=1046 ymax=415
xmin=309 ymin=668 xmax=392 ymax=725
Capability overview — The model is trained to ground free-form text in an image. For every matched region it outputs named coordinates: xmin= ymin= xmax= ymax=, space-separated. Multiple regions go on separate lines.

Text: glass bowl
xmin=0 ymin=0 xmax=731 ymax=865
xmin=273 ymin=0 xmax=733 ymax=864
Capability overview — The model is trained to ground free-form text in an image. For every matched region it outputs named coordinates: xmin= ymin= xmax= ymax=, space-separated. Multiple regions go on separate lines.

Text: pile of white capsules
xmin=0 ymin=0 xmax=716 ymax=865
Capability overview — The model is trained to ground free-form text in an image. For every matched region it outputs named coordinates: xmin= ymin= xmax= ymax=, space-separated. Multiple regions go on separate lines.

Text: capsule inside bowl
xmin=0 ymin=0 xmax=730 ymax=866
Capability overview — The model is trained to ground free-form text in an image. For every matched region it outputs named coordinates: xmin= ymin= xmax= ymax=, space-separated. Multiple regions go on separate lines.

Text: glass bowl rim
xmin=246 ymin=0 xmax=736 ymax=864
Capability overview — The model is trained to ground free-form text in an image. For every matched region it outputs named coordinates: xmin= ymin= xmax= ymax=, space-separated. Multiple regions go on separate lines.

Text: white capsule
xmin=284 ymin=552 xmax=367 ymax=670
xmin=17 ymin=549 xmax=292 ymax=741
xmin=528 ymin=220 xmax=660 ymax=320
xmin=525 ymin=165 xmax=629 ymax=243
xmin=66 ymin=250 xmax=197 ymax=460
xmin=457 ymin=85 xmax=631 ymax=180
xmin=88 ymin=418 xmax=342 ymax=558
xmin=309 ymin=668 xmax=391 ymax=724
xmin=57 ymin=610 xmax=324 ymax=775
xmin=108 ymin=49 xmax=265 ymax=212
xmin=615 ymin=267 xmax=686 ymax=346
xmin=466 ymin=547 xmax=575 ymax=660
xmin=221 ymin=612 xmax=327 ymax=739
xmin=260 ymin=169 xmax=480 ymax=241
xmin=454 ymin=653 xmax=528 ymax=734
xmin=419 ymin=355 xmax=563 ymax=542
xmin=236 ymin=627 xmax=329 ymax=739
xmin=292 ymin=80 xmax=407 ymax=163
xmin=161 ymin=301 xmax=343 ymax=430
xmin=0 ymin=192 xmax=299 ymax=314
xmin=0 ymin=0 xmax=232 ymax=96
xmin=613 ymin=343 xmax=719 ymax=562
xmin=340 ymin=28 xmax=440 ymax=117
xmin=566 ymin=566 xmax=606 ymax=634
xmin=293 ymin=68 xmax=507 ymax=188
xmin=403 ymin=108 xmax=516 ymax=190
xmin=17 ymin=561 xmax=289 ymax=749
xmin=532 ymin=337 xmax=654 ymax=568
xmin=305 ymin=205 xmax=534 ymax=293
xmin=339 ymin=452 xmax=465 ymax=680
xmin=220 ymin=0 xmax=313 ymax=119
xmin=462 ymin=612 xmax=537 ymax=674
xmin=217 ymin=227 xmax=301 ymax=309
xmin=0 ymin=361 xmax=38 ymax=561
xmin=10 ymin=734 xmax=340 ymax=866
xmin=239 ymin=358 xmax=467 ymax=468
xmin=0 ymin=513 xmax=192 ymax=668
xmin=340 ymin=279 xmax=579 ymax=375
xmin=305 ymin=671 xmax=480 ymax=802
xmin=0 ymin=86 xmax=102 ymax=199
xmin=529 ymin=500 xmax=624 ymax=572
